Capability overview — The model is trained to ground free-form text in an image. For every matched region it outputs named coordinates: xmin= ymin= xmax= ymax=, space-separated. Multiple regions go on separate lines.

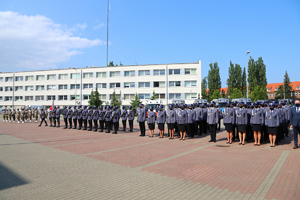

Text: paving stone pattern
xmin=0 ymin=120 xmax=299 ymax=199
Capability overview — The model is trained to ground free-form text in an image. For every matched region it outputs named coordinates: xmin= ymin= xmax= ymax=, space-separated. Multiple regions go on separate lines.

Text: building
xmin=0 ymin=61 xmax=201 ymax=110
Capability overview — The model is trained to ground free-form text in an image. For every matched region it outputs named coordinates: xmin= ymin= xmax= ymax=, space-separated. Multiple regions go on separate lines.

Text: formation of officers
xmin=4 ymin=99 xmax=299 ymax=149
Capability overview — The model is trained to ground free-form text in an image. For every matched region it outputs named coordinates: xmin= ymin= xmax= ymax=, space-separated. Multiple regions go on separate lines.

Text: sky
xmin=0 ymin=0 xmax=299 ymax=87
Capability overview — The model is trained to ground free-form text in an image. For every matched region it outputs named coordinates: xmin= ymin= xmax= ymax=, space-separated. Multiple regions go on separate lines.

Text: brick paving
xmin=0 ymin=120 xmax=300 ymax=199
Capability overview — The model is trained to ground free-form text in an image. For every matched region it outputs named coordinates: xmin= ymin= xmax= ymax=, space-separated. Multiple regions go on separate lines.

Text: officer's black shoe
xmin=87 ymin=129 xmax=92 ymax=131
xmin=50 ymin=125 xmax=52 ymax=127
xmin=38 ymin=125 xmax=41 ymax=127
xmin=45 ymin=124 xmax=48 ymax=126
xmin=214 ymin=140 xmax=217 ymax=143
xmin=77 ymin=128 xmax=81 ymax=130
xmin=53 ymin=125 xmax=56 ymax=127
xmin=105 ymin=131 xmax=110 ymax=133
xmin=99 ymin=130 xmax=103 ymax=132
xmin=130 ymin=130 xmax=133 ymax=132
xmin=72 ymin=127 xmax=76 ymax=129
xmin=68 ymin=127 xmax=72 ymax=129
xmin=208 ymin=140 xmax=214 ymax=142
xmin=63 ymin=127 xmax=67 ymax=129
xmin=57 ymin=126 xmax=60 ymax=127
xmin=139 ymin=135 xmax=145 ymax=137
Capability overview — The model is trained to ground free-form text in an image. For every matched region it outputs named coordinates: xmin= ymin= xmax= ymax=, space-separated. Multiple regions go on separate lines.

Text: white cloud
xmin=0 ymin=11 xmax=104 ymax=70
xmin=94 ymin=23 xmax=105 ymax=30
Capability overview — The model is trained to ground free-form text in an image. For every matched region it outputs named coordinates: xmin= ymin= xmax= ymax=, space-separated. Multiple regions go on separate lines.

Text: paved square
xmin=0 ymin=121 xmax=299 ymax=199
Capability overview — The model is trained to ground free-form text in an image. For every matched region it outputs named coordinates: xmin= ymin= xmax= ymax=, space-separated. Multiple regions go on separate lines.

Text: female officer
xmin=166 ymin=105 xmax=176 ymax=139
xmin=236 ymin=102 xmax=248 ymax=145
xmin=147 ymin=106 xmax=156 ymax=137
xmin=223 ymin=101 xmax=235 ymax=144
xmin=157 ymin=105 xmax=166 ymax=138
xmin=250 ymin=102 xmax=264 ymax=146
xmin=177 ymin=104 xmax=188 ymax=140
xmin=265 ymin=103 xmax=279 ymax=147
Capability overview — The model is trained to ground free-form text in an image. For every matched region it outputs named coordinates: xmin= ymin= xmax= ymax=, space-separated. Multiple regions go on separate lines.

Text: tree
xmin=108 ymin=61 xmax=114 ymax=66
xmin=209 ymin=90 xmax=221 ymax=101
xmin=235 ymin=64 xmax=242 ymax=91
xmin=207 ymin=62 xmax=221 ymax=98
xmin=275 ymin=85 xmax=284 ymax=99
xmin=250 ymin=85 xmax=268 ymax=102
xmin=88 ymin=86 xmax=103 ymax=108
xmin=111 ymin=90 xmax=121 ymax=107
xmin=241 ymin=67 xmax=247 ymax=97
xmin=283 ymin=71 xmax=292 ymax=99
xmin=130 ymin=93 xmax=141 ymax=111
xmin=226 ymin=61 xmax=235 ymax=95
xmin=150 ymin=90 xmax=158 ymax=100
xmin=201 ymin=77 xmax=208 ymax=100
xmin=230 ymin=88 xmax=242 ymax=100
xmin=248 ymin=56 xmax=256 ymax=93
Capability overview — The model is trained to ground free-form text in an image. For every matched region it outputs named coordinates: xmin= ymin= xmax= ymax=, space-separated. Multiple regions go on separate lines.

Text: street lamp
xmin=246 ymin=51 xmax=250 ymax=99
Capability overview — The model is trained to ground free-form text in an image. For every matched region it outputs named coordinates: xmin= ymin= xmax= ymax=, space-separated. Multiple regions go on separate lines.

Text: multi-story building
xmin=0 ymin=61 xmax=201 ymax=110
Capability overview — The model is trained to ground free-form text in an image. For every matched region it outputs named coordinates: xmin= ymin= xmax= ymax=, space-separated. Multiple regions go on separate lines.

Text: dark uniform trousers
xmin=88 ymin=120 xmax=93 ymax=131
xmin=106 ymin=121 xmax=112 ymax=133
xmin=113 ymin=122 xmax=118 ymax=133
xmin=83 ymin=119 xmax=87 ymax=130
xmin=200 ymin=120 xmax=207 ymax=134
xmin=56 ymin=117 xmax=60 ymax=127
xmin=64 ymin=118 xmax=68 ymax=128
xmin=129 ymin=120 xmax=133 ymax=131
xmin=77 ymin=119 xmax=82 ymax=130
xmin=187 ymin=123 xmax=195 ymax=138
xmin=246 ymin=124 xmax=252 ymax=142
xmin=99 ymin=120 xmax=104 ymax=131
xmin=68 ymin=118 xmax=72 ymax=128
xmin=73 ymin=118 xmax=77 ymax=129
xmin=217 ymin=119 xmax=221 ymax=131
xmin=195 ymin=121 xmax=201 ymax=135
xmin=93 ymin=120 xmax=98 ymax=131
xmin=232 ymin=124 xmax=238 ymax=140
xmin=209 ymin=124 xmax=217 ymax=141
xmin=139 ymin=122 xmax=145 ymax=136
xmin=122 ymin=120 xmax=126 ymax=131
xmin=53 ymin=117 xmax=56 ymax=127
xmin=39 ymin=118 xmax=48 ymax=126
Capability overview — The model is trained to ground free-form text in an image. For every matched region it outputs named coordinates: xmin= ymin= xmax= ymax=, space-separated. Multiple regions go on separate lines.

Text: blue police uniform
xmin=72 ymin=107 xmax=77 ymax=129
xmin=127 ymin=108 xmax=135 ymax=132
xmin=67 ymin=107 xmax=73 ymax=129
xmin=207 ymin=105 xmax=219 ymax=142
xmin=121 ymin=108 xmax=128 ymax=131
xmin=147 ymin=110 xmax=156 ymax=130
xmin=137 ymin=106 xmax=146 ymax=136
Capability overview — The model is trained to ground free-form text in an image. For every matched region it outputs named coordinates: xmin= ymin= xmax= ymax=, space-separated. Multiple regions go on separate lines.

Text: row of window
xmin=0 ymin=81 xmax=197 ymax=92
xmin=0 ymin=93 xmax=197 ymax=102
xmin=0 ymin=68 xmax=197 ymax=82
xmin=267 ymin=92 xmax=300 ymax=98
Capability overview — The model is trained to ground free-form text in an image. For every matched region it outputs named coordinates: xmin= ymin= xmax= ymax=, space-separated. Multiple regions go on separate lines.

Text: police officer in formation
xmin=137 ymin=104 xmax=146 ymax=136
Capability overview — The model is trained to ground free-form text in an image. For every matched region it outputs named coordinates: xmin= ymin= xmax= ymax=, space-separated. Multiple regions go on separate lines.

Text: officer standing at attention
xmin=127 ymin=106 xmax=134 ymax=132
xmin=216 ymin=104 xmax=222 ymax=131
xmin=105 ymin=106 xmax=113 ymax=133
xmin=121 ymin=106 xmax=128 ymax=131
xmin=82 ymin=106 xmax=88 ymax=130
xmin=207 ymin=102 xmax=219 ymax=143
xmin=282 ymin=100 xmax=291 ymax=137
xmin=137 ymin=104 xmax=146 ymax=137
xmin=112 ymin=107 xmax=119 ymax=134
xmin=166 ymin=105 xmax=176 ymax=139
xmin=186 ymin=104 xmax=196 ymax=138
xmin=223 ymin=101 xmax=235 ymax=144
xmin=195 ymin=104 xmax=201 ymax=136
xmin=55 ymin=106 xmax=61 ymax=128
xmin=98 ymin=106 xmax=105 ymax=132
xmin=236 ymin=102 xmax=248 ymax=145
xmin=67 ymin=106 xmax=73 ymax=129
xmin=265 ymin=103 xmax=279 ymax=147
xmin=12 ymin=109 xmax=16 ymax=123
xmin=77 ymin=105 xmax=83 ymax=130
xmin=52 ymin=106 xmax=57 ymax=127
xmin=251 ymin=102 xmax=264 ymax=146
xmin=93 ymin=106 xmax=99 ymax=132
xmin=290 ymin=100 xmax=300 ymax=149
xmin=49 ymin=109 xmax=53 ymax=127
xmin=157 ymin=105 xmax=166 ymax=138
xmin=63 ymin=106 xmax=68 ymax=129
xmin=72 ymin=106 xmax=77 ymax=129
xmin=87 ymin=106 xmax=93 ymax=131
xmin=200 ymin=104 xmax=207 ymax=135
xmin=38 ymin=108 xmax=48 ymax=127
xmin=177 ymin=104 xmax=188 ymax=140
xmin=147 ymin=106 xmax=156 ymax=137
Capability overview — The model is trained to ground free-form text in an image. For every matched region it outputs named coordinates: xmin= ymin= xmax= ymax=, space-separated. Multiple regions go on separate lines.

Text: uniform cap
xmin=122 ymin=106 xmax=125 ymax=109
xmin=88 ymin=106 xmax=92 ymax=109
xmin=68 ymin=106 xmax=71 ymax=109
xmin=93 ymin=106 xmax=97 ymax=109
xmin=211 ymin=101 xmax=215 ymax=104
xmin=129 ymin=106 xmax=132 ymax=109
xmin=269 ymin=103 xmax=275 ymax=107
xmin=150 ymin=106 xmax=153 ymax=109
xmin=169 ymin=105 xmax=173 ymax=108
xmin=227 ymin=101 xmax=231 ymax=104
xmin=74 ymin=106 xmax=77 ymax=108
xmin=159 ymin=105 xmax=163 ymax=108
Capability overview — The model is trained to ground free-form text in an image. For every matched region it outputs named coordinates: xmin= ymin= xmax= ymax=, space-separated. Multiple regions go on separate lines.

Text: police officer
xmin=282 ymin=100 xmax=290 ymax=137
xmin=223 ymin=101 xmax=235 ymax=144
xmin=121 ymin=106 xmax=128 ymax=131
xmin=49 ymin=108 xmax=53 ymax=127
xmin=34 ymin=108 xmax=39 ymax=123
xmin=87 ymin=106 xmax=93 ymax=131
xmin=137 ymin=104 xmax=146 ymax=137
xmin=216 ymin=104 xmax=222 ymax=131
xmin=207 ymin=101 xmax=219 ymax=143
xmin=105 ymin=106 xmax=112 ymax=133
xmin=263 ymin=102 xmax=269 ymax=143
xmin=251 ymin=102 xmax=264 ymax=146
xmin=38 ymin=108 xmax=48 ymax=127
xmin=265 ymin=103 xmax=279 ymax=147
xmin=232 ymin=101 xmax=238 ymax=141
xmin=16 ymin=109 xmax=20 ymax=123
xmin=116 ymin=106 xmax=121 ymax=131
xmin=186 ymin=104 xmax=196 ymax=138
xmin=200 ymin=104 xmax=207 ymax=135
xmin=112 ymin=107 xmax=119 ymax=134
xmin=166 ymin=105 xmax=176 ymax=139
xmin=246 ymin=103 xmax=252 ymax=142
xmin=290 ymin=100 xmax=300 ymax=149
xmin=82 ymin=106 xmax=88 ymax=130
xmin=174 ymin=104 xmax=179 ymax=135
xmin=72 ymin=106 xmax=78 ymax=129
xmin=195 ymin=104 xmax=201 ymax=136
xmin=148 ymin=106 xmax=156 ymax=137
xmin=127 ymin=106 xmax=134 ymax=132
xmin=67 ymin=106 xmax=73 ymax=129
xmin=98 ymin=106 xmax=105 ymax=132
xmin=12 ymin=109 xmax=16 ymax=123
xmin=77 ymin=105 xmax=83 ymax=130
xmin=93 ymin=106 xmax=99 ymax=132
xmin=157 ymin=105 xmax=166 ymax=138
xmin=236 ymin=102 xmax=248 ymax=145
xmin=55 ymin=106 xmax=61 ymax=127
xmin=28 ymin=108 xmax=32 ymax=123
xmin=177 ymin=104 xmax=188 ymax=140
xmin=63 ymin=106 xmax=68 ymax=129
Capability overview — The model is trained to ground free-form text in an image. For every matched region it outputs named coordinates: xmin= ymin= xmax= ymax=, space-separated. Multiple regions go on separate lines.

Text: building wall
xmin=0 ymin=61 xmax=202 ymax=109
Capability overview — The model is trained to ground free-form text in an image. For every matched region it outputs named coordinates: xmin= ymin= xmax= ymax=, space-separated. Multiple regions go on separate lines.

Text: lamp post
xmin=246 ymin=51 xmax=250 ymax=99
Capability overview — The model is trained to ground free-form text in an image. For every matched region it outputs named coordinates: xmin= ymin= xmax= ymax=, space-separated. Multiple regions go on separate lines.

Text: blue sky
xmin=0 ymin=0 xmax=299 ymax=87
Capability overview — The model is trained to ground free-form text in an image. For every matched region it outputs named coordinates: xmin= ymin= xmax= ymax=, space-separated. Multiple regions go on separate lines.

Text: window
xmin=110 ymin=71 xmax=120 ymax=77
xmin=71 ymin=73 xmax=80 ymax=79
xmin=70 ymin=95 xmax=80 ymax=100
xmin=47 ymin=85 xmax=56 ymax=90
xmin=0 ymin=87 xmax=3 ymax=91
xmin=157 ymin=94 xmax=165 ymax=99
xmin=139 ymin=82 xmax=150 ymax=88
xmin=153 ymin=70 xmax=165 ymax=76
xmin=154 ymin=82 xmax=165 ymax=88
xmin=139 ymin=70 xmax=150 ymax=76
xmin=25 ymin=96 xmax=33 ymax=101
xmin=5 ymin=96 xmax=12 ymax=101
xmin=124 ymin=71 xmax=135 ymax=77
xmin=185 ymin=93 xmax=197 ymax=99
xmin=25 ymin=86 xmax=34 ymax=91
xmin=5 ymin=87 xmax=13 ymax=91
xmin=110 ymin=83 xmax=120 ymax=88
xmin=298 ymin=92 xmax=300 ymax=96
xmin=185 ymin=81 xmax=197 ymax=87
xmin=83 ymin=84 xmax=93 ymax=89
xmin=15 ymin=96 xmax=23 ymax=101
xmin=59 ymin=85 xmax=67 ymax=90
xmin=169 ymin=93 xmax=181 ymax=99
xmin=25 ymin=76 xmax=34 ymax=81
xmin=15 ymin=86 xmax=23 ymax=91
xmin=169 ymin=81 xmax=181 ymax=87
xmin=169 ymin=69 xmax=180 ymax=75
xmin=267 ymin=88 xmax=271 ymax=92
xmin=100 ymin=94 xmax=106 ymax=100
xmin=271 ymin=93 xmax=274 ymax=97
xmin=139 ymin=94 xmax=150 ymax=99
xmin=47 ymin=74 xmax=56 ymax=80
xmin=71 ymin=84 xmax=80 ymax=89
xmin=0 ymin=97 xmax=2 ymax=101
xmin=0 ymin=77 xmax=3 ymax=82
xmin=124 ymin=82 xmax=135 ymax=88
xmin=124 ymin=94 xmax=135 ymax=100
xmin=5 ymin=77 xmax=13 ymax=82
xmin=83 ymin=95 xmax=90 ymax=100
xmin=59 ymin=74 xmax=68 ymax=80
xmin=109 ymin=94 xmax=120 ymax=100
xmin=296 ymin=86 xmax=300 ymax=90
xmin=184 ymin=68 xmax=196 ymax=75
xmin=58 ymin=95 xmax=67 ymax=101
xmin=275 ymin=88 xmax=278 ymax=91
xmin=267 ymin=94 xmax=270 ymax=97
xmin=36 ymin=75 xmax=45 ymax=81
xmin=36 ymin=85 xmax=45 ymax=91
xmin=15 ymin=76 xmax=23 ymax=81
xmin=97 ymin=83 xmax=107 ymax=88
xmin=83 ymin=73 xmax=93 ymax=78
xmin=36 ymin=96 xmax=44 ymax=101
xmin=96 ymin=72 xmax=106 ymax=78
xmin=47 ymin=95 xmax=56 ymax=101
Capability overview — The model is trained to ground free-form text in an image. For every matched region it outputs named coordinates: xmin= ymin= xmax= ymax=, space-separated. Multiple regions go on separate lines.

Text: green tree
xmin=111 ymin=90 xmax=121 ymax=107
xmin=283 ymin=71 xmax=292 ymax=99
xmin=209 ymin=89 xmax=221 ymax=101
xmin=250 ymin=86 xmax=268 ymax=101
xmin=227 ymin=61 xmax=235 ymax=95
xmin=130 ymin=93 xmax=141 ymax=111
xmin=207 ymin=62 xmax=221 ymax=98
xmin=88 ymin=86 xmax=103 ymax=108
xmin=235 ymin=64 xmax=242 ymax=90
xmin=108 ymin=61 xmax=114 ymax=66
xmin=241 ymin=67 xmax=247 ymax=97
xmin=201 ymin=77 xmax=208 ymax=100
xmin=230 ymin=88 xmax=242 ymax=100
xmin=150 ymin=90 xmax=158 ymax=100
xmin=247 ymin=56 xmax=256 ymax=93
xmin=275 ymin=85 xmax=284 ymax=99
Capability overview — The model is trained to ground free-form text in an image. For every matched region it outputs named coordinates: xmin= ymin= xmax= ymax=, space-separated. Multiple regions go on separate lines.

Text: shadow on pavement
xmin=0 ymin=162 xmax=29 ymax=191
